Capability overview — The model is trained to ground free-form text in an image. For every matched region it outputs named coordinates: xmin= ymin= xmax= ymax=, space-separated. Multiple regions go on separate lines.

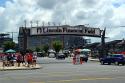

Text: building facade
xmin=26 ymin=35 xmax=85 ymax=49
xmin=0 ymin=33 xmax=13 ymax=48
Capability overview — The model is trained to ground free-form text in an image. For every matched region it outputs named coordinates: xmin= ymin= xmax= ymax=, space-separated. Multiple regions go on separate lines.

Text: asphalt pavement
xmin=0 ymin=57 xmax=125 ymax=83
xmin=37 ymin=57 xmax=99 ymax=64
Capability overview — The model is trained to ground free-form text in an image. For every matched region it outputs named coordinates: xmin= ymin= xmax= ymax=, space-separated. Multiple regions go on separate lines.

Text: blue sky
xmin=0 ymin=0 xmax=12 ymax=6
xmin=0 ymin=0 xmax=6 ymax=6
xmin=113 ymin=3 xmax=121 ymax=8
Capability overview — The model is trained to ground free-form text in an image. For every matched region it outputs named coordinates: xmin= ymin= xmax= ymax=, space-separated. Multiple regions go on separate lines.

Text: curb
xmin=0 ymin=65 xmax=42 ymax=71
xmin=89 ymin=59 xmax=99 ymax=62
xmin=0 ymin=67 xmax=41 ymax=71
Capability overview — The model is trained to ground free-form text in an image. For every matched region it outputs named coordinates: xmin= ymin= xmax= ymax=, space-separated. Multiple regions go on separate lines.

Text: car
xmin=100 ymin=55 xmax=114 ymax=65
xmin=37 ymin=52 xmax=44 ymax=57
xmin=56 ymin=53 xmax=65 ymax=59
xmin=63 ymin=50 xmax=70 ymax=57
xmin=113 ymin=54 xmax=125 ymax=65
xmin=49 ymin=53 xmax=55 ymax=58
xmin=100 ymin=54 xmax=125 ymax=65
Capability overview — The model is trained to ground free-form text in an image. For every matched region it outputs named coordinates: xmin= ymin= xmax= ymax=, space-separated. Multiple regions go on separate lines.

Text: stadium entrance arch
xmin=18 ymin=25 xmax=106 ymax=57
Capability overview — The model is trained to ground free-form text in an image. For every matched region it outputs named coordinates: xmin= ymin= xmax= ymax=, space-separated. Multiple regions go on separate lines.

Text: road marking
xmin=30 ymin=77 xmax=114 ymax=83
xmin=80 ymin=77 xmax=114 ymax=80
xmin=48 ymin=80 xmax=72 ymax=83
xmin=31 ymin=82 xmax=45 ymax=83
xmin=47 ymin=77 xmax=114 ymax=83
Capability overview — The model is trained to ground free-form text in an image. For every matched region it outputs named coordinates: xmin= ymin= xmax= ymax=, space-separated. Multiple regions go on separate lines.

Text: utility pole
xmin=24 ymin=20 xmax=27 ymax=28
xmin=100 ymin=28 xmax=106 ymax=57
xmin=7 ymin=32 xmax=18 ymax=42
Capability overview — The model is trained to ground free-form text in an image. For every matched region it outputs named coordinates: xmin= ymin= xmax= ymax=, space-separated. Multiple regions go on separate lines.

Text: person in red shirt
xmin=26 ymin=53 xmax=33 ymax=67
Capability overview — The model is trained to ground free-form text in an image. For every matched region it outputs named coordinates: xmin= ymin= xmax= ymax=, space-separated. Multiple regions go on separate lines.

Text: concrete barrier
xmin=0 ymin=62 xmax=41 ymax=71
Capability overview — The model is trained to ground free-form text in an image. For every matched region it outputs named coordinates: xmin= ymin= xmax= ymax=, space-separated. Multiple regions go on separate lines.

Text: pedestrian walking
xmin=16 ymin=52 xmax=22 ymax=67
xmin=10 ymin=53 xmax=15 ymax=66
xmin=7 ymin=53 xmax=11 ymax=66
xmin=33 ymin=53 xmax=37 ymax=66
xmin=26 ymin=53 xmax=33 ymax=67
xmin=2 ymin=54 xmax=7 ymax=68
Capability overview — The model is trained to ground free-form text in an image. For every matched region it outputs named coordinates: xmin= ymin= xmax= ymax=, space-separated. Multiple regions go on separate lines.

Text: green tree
xmin=52 ymin=40 xmax=63 ymax=53
xmin=3 ymin=41 xmax=16 ymax=51
xmin=35 ymin=47 xmax=41 ymax=52
xmin=42 ymin=44 xmax=49 ymax=57
xmin=26 ymin=49 xmax=33 ymax=53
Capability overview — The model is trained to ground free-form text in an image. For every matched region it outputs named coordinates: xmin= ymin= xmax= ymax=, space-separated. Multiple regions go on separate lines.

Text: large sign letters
xmin=30 ymin=26 xmax=101 ymax=37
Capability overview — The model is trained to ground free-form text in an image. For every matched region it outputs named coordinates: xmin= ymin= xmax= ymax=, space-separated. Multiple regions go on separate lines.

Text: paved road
xmin=37 ymin=57 xmax=72 ymax=64
xmin=0 ymin=57 xmax=125 ymax=83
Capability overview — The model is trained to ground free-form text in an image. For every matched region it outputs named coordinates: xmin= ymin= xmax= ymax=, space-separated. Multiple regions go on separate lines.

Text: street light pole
xmin=7 ymin=32 xmax=18 ymax=42
xmin=100 ymin=28 xmax=106 ymax=57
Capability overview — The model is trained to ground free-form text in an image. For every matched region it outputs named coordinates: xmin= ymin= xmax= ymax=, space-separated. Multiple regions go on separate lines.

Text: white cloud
xmin=0 ymin=0 xmax=125 ymax=42
xmin=0 ymin=7 xmax=5 ymax=15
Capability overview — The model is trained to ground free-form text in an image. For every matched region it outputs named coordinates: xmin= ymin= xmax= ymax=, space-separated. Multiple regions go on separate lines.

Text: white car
xmin=49 ymin=53 xmax=55 ymax=58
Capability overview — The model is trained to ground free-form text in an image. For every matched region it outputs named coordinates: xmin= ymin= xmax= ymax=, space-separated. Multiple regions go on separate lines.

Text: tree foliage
xmin=52 ymin=40 xmax=63 ymax=53
xmin=35 ymin=47 xmax=41 ymax=52
xmin=26 ymin=49 xmax=33 ymax=53
xmin=3 ymin=41 xmax=16 ymax=51
xmin=42 ymin=44 xmax=49 ymax=56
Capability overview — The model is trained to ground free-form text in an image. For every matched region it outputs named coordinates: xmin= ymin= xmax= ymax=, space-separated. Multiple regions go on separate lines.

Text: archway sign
xmin=30 ymin=25 xmax=102 ymax=37
xmin=30 ymin=25 xmax=105 ymax=57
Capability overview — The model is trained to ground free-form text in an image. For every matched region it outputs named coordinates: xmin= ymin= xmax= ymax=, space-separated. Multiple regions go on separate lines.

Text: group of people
xmin=0 ymin=52 xmax=37 ymax=67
